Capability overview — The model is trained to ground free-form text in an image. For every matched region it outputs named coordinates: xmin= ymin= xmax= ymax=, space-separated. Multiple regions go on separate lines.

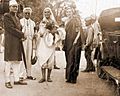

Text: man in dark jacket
xmin=4 ymin=0 xmax=27 ymax=89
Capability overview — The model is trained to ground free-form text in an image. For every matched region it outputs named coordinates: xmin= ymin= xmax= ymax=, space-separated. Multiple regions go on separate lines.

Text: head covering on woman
xmin=39 ymin=7 xmax=58 ymax=47
xmin=42 ymin=7 xmax=57 ymax=25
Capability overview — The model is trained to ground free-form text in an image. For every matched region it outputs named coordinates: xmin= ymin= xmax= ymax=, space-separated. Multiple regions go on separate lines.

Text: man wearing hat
xmin=20 ymin=7 xmax=36 ymax=80
xmin=4 ymin=0 xmax=27 ymax=88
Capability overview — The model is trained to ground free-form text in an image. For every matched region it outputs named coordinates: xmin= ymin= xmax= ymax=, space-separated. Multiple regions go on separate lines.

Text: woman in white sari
xmin=36 ymin=7 xmax=60 ymax=83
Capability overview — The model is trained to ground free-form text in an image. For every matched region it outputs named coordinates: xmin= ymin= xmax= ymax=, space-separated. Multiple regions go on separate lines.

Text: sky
xmin=76 ymin=0 xmax=120 ymax=18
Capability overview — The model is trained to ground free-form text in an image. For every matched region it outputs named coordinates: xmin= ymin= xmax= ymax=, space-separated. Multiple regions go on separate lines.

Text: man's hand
xmin=33 ymin=33 xmax=38 ymax=39
xmin=21 ymin=35 xmax=27 ymax=41
xmin=21 ymin=37 xmax=26 ymax=41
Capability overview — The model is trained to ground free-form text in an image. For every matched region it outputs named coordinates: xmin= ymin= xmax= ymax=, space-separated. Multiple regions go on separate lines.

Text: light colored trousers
xmin=0 ymin=34 xmax=4 ymax=52
xmin=4 ymin=61 xmax=21 ymax=83
xmin=20 ymin=38 xmax=32 ymax=77
xmin=19 ymin=61 xmax=26 ymax=79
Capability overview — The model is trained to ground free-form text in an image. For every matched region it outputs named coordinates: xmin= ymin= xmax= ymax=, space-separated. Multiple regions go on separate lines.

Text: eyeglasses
xmin=11 ymin=5 xmax=18 ymax=8
xmin=25 ymin=12 xmax=30 ymax=15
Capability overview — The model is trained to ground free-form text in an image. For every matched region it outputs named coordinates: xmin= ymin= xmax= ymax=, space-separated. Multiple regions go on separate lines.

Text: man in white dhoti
xmin=20 ymin=7 xmax=36 ymax=80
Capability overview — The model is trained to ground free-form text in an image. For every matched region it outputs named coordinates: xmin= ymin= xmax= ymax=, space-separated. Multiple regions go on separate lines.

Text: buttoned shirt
xmin=20 ymin=18 xmax=35 ymax=40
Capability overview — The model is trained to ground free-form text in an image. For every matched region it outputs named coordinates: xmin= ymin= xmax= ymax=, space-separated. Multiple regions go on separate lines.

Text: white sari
xmin=36 ymin=22 xmax=60 ymax=69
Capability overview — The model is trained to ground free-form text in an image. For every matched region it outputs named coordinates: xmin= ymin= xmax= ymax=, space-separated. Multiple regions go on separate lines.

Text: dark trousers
xmin=94 ymin=46 xmax=101 ymax=60
xmin=85 ymin=47 xmax=95 ymax=71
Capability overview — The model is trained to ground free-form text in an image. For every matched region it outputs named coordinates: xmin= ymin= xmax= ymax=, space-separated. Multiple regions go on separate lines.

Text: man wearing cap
xmin=4 ymin=0 xmax=27 ymax=88
xmin=20 ymin=7 xmax=36 ymax=80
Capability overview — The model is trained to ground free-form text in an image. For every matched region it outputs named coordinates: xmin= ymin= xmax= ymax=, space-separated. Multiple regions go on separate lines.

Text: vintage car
xmin=97 ymin=7 xmax=120 ymax=96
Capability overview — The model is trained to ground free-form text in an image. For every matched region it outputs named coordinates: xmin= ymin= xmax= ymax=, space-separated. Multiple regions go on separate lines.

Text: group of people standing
xmin=3 ymin=0 xmax=64 ymax=89
xmin=3 ymin=0 xmax=101 ymax=89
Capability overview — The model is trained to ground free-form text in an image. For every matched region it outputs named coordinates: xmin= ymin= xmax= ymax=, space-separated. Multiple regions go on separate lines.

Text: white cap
xmin=9 ymin=0 xmax=18 ymax=6
xmin=23 ymin=7 xmax=32 ymax=14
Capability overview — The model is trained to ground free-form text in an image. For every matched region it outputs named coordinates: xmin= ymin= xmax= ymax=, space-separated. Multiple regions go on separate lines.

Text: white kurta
xmin=20 ymin=18 xmax=35 ymax=76
xmin=36 ymin=22 xmax=60 ymax=69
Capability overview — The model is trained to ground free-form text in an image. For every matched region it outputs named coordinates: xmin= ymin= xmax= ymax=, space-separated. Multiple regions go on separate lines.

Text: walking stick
xmin=21 ymin=41 xmax=27 ymax=71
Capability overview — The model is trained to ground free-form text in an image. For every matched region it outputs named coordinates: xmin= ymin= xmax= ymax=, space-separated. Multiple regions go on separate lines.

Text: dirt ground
xmin=0 ymin=51 xmax=115 ymax=96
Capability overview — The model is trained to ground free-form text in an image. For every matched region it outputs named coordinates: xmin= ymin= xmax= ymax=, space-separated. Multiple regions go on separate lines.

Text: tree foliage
xmin=23 ymin=0 xmax=49 ymax=23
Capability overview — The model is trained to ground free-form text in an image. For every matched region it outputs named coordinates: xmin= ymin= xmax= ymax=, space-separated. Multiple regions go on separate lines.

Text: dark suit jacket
xmin=4 ymin=12 xmax=24 ymax=61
